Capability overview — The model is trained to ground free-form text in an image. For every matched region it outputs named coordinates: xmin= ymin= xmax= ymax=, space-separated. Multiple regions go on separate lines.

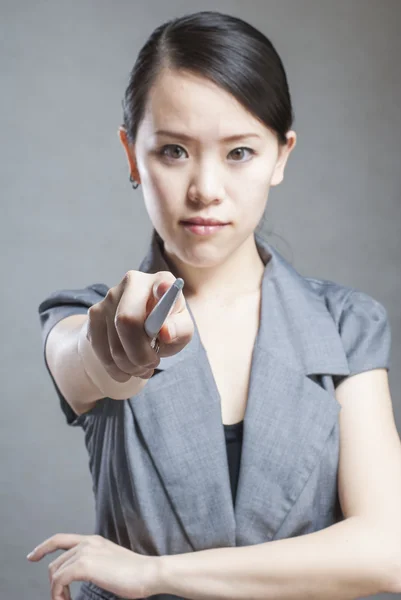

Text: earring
xmin=129 ymin=174 xmax=139 ymax=189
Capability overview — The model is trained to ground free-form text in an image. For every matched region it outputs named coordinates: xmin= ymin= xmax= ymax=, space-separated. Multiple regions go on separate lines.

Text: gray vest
xmin=38 ymin=228 xmax=391 ymax=600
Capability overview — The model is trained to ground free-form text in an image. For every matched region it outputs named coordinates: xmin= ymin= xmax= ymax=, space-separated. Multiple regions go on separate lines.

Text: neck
xmin=161 ymin=233 xmax=267 ymax=307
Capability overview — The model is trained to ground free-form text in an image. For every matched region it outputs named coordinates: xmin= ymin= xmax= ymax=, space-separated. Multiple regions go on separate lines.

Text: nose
xmin=187 ymin=160 xmax=225 ymax=206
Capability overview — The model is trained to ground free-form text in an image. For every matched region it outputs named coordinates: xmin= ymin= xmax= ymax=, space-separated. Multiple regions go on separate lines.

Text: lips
xmin=181 ymin=218 xmax=228 ymax=225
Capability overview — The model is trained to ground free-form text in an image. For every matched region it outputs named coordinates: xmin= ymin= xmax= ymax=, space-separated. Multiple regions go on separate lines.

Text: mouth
xmin=180 ymin=217 xmax=229 ymax=226
xmin=180 ymin=220 xmax=230 ymax=236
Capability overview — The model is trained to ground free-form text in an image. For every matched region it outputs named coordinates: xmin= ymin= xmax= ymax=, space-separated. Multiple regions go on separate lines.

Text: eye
xmin=159 ymin=145 xmax=187 ymax=160
xmin=228 ymin=147 xmax=255 ymax=161
xmin=158 ymin=144 xmax=255 ymax=162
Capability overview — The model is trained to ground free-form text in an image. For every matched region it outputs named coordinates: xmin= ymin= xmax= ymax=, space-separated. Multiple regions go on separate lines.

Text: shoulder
xmin=305 ymin=275 xmax=392 ymax=379
xmin=38 ymin=283 xmax=110 ymax=343
xmin=38 ymin=282 xmax=109 ymax=312
xmin=305 ymin=275 xmax=389 ymax=328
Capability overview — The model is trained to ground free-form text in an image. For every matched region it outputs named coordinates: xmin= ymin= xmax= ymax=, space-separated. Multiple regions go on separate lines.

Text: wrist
xmin=142 ymin=555 xmax=167 ymax=597
xmin=76 ymin=319 xmax=107 ymax=396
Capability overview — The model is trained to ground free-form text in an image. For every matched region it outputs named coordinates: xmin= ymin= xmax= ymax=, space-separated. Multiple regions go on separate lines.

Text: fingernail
xmin=26 ymin=551 xmax=34 ymax=559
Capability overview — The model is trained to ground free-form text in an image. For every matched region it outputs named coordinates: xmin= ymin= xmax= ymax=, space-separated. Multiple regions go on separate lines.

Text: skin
xmin=119 ymin=67 xmax=296 ymax=305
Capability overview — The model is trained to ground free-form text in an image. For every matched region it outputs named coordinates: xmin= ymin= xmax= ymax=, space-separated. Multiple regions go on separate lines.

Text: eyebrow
xmin=154 ymin=129 xmax=262 ymax=142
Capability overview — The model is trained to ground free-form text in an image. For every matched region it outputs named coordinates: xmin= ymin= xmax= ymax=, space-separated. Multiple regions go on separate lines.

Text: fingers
xmin=114 ymin=311 xmax=161 ymax=368
xmin=152 ymin=276 xmax=186 ymax=314
xmin=63 ymin=586 xmax=72 ymax=600
xmin=48 ymin=547 xmax=78 ymax=600
xmin=51 ymin=581 xmax=70 ymax=600
xmin=88 ymin=306 xmax=132 ymax=383
xmin=27 ymin=534 xmax=85 ymax=561
xmin=48 ymin=546 xmax=78 ymax=580
xmin=157 ymin=310 xmax=195 ymax=349
xmin=28 ymin=535 xmax=90 ymax=600
xmin=87 ymin=282 xmax=142 ymax=382
xmin=50 ymin=554 xmax=80 ymax=600
xmin=116 ymin=280 xmax=166 ymax=368
xmin=105 ymin=312 xmax=155 ymax=378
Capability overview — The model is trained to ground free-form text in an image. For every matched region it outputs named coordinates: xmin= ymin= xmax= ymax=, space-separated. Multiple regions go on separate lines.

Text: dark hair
xmin=122 ymin=10 xmax=294 ymax=146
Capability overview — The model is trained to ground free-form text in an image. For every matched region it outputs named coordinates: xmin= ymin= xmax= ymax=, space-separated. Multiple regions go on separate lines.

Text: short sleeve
xmin=333 ymin=290 xmax=392 ymax=387
xmin=38 ymin=283 xmax=109 ymax=426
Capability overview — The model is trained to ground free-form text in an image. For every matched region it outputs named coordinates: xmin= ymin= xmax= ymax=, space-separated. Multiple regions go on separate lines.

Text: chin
xmin=179 ymin=244 xmax=233 ymax=269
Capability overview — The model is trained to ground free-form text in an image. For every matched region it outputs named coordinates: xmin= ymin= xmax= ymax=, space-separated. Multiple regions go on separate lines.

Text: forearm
xmin=154 ymin=517 xmax=399 ymax=600
xmin=46 ymin=315 xmax=146 ymax=415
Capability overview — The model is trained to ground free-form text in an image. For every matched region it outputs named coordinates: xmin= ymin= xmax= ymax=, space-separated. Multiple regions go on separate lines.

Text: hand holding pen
xmin=144 ymin=276 xmax=186 ymax=354
xmin=84 ymin=270 xmax=194 ymax=383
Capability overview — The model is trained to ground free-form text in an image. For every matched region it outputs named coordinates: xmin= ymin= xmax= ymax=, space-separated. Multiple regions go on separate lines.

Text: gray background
xmin=1 ymin=0 xmax=400 ymax=598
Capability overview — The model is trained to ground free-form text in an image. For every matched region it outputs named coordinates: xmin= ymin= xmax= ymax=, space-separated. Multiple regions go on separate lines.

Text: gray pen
xmin=144 ymin=277 xmax=184 ymax=351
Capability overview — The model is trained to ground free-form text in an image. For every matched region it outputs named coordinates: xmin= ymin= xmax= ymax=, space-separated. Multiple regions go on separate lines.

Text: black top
xmin=223 ymin=420 xmax=244 ymax=507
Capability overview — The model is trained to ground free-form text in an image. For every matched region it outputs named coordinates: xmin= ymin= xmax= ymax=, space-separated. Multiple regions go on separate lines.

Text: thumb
xmin=152 ymin=277 xmax=174 ymax=301
xmin=153 ymin=282 xmax=161 ymax=300
xmin=152 ymin=281 xmax=163 ymax=300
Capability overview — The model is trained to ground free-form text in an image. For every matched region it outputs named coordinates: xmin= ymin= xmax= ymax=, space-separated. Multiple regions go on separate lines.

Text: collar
xmin=138 ymin=228 xmax=350 ymax=377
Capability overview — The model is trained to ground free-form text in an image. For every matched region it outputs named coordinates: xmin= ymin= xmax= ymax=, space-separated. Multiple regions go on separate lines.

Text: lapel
xmin=130 ymin=229 xmax=350 ymax=551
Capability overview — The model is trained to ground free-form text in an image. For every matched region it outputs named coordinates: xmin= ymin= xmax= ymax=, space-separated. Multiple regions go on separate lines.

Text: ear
xmin=270 ymin=131 xmax=297 ymax=187
xmin=118 ymin=126 xmax=141 ymax=184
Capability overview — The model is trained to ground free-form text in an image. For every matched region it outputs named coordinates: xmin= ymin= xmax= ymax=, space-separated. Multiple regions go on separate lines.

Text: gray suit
xmin=38 ymin=228 xmax=391 ymax=600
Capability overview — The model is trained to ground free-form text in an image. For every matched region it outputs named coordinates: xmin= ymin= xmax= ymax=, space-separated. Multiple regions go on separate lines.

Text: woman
xmin=28 ymin=10 xmax=401 ymax=600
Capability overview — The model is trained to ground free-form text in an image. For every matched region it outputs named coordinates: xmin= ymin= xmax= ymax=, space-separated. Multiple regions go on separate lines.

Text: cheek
xmin=230 ymin=164 xmax=271 ymax=209
xmin=143 ymin=158 xmax=186 ymax=198
xmin=141 ymin=168 xmax=183 ymax=226
xmin=230 ymin=159 xmax=273 ymax=192
xmin=235 ymin=182 xmax=270 ymax=231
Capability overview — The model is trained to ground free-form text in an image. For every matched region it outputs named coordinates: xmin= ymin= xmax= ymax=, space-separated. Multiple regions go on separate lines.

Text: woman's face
xmin=121 ymin=68 xmax=296 ymax=268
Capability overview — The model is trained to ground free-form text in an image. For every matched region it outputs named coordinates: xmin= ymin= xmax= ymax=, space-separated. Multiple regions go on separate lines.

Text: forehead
xmin=138 ymin=68 xmax=271 ymax=141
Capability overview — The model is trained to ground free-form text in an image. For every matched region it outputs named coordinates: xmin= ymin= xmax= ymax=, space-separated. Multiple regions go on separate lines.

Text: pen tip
xmin=175 ymin=278 xmax=184 ymax=290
